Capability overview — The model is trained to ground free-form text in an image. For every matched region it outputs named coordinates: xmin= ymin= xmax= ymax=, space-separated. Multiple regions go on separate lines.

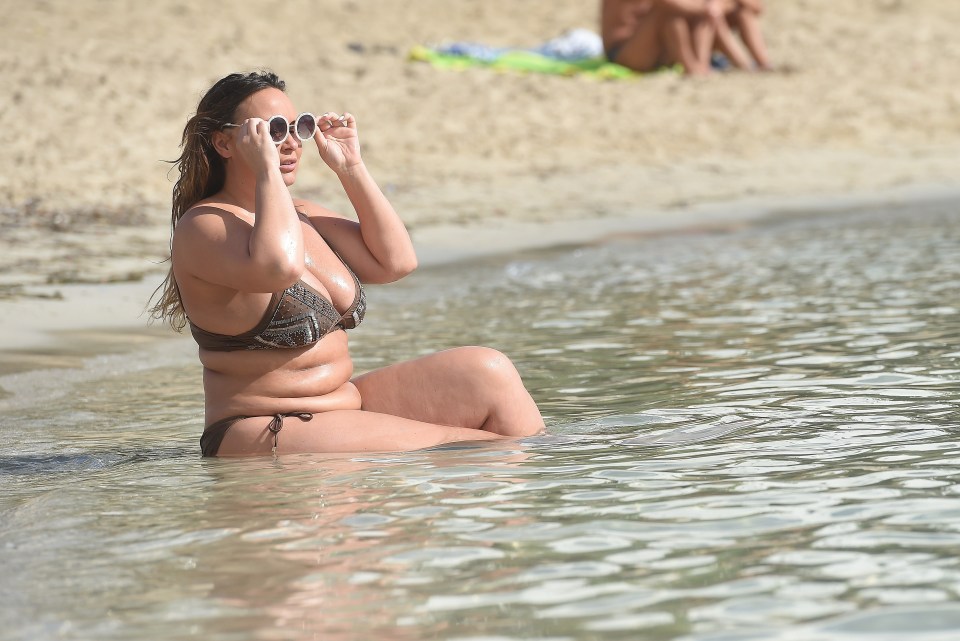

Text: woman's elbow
xmin=255 ymin=255 xmax=305 ymax=290
xmin=373 ymin=254 xmax=418 ymax=284
xmin=397 ymin=253 xmax=418 ymax=278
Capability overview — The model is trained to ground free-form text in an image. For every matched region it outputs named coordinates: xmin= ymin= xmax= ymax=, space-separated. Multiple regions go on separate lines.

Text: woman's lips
xmin=279 ymin=159 xmax=297 ymax=172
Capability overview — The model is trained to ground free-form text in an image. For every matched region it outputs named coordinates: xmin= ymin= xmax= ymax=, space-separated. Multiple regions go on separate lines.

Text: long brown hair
xmin=148 ymin=70 xmax=287 ymax=330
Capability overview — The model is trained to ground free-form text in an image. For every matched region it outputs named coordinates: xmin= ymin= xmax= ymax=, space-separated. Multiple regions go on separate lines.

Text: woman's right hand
xmin=231 ymin=118 xmax=280 ymax=174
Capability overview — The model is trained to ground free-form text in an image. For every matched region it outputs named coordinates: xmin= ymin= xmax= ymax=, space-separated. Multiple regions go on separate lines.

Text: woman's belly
xmin=199 ymin=330 xmax=361 ymax=421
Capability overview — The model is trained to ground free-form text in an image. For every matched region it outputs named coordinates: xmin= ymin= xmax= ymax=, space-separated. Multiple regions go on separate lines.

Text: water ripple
xmin=2 ymin=205 xmax=960 ymax=640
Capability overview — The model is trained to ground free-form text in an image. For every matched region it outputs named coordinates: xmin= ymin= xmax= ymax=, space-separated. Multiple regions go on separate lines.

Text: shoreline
xmin=410 ymin=181 xmax=960 ymax=264
xmin=1 ymin=180 xmax=957 ymax=380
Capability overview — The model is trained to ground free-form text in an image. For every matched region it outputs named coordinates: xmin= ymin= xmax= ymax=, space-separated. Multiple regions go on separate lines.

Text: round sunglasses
xmin=223 ymin=113 xmax=345 ymax=145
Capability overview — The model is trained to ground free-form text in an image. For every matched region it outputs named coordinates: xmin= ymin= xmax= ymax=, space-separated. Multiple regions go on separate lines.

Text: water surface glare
xmin=1 ymin=203 xmax=959 ymax=640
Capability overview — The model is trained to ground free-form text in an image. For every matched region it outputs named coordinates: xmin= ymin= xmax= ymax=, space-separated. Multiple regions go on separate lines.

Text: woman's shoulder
xmin=184 ymin=196 xmax=249 ymax=218
xmin=175 ymin=200 xmax=252 ymax=243
xmin=186 ymin=197 xmax=252 ymax=222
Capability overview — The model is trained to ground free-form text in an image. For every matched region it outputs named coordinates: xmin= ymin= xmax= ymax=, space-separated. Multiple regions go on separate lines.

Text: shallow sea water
xmin=1 ymin=202 xmax=959 ymax=641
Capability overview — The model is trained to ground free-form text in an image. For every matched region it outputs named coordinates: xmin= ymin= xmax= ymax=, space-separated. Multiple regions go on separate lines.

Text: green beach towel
xmin=409 ymin=45 xmax=639 ymax=80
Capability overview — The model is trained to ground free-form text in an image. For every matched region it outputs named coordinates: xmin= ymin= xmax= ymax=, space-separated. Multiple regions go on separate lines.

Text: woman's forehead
xmin=236 ymin=88 xmax=295 ymax=119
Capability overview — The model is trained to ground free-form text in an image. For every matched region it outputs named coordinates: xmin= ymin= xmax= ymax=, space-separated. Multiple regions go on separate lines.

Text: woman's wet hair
xmin=149 ymin=70 xmax=286 ymax=330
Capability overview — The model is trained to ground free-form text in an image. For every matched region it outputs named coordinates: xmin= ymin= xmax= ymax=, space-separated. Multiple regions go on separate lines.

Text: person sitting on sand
xmin=601 ymin=0 xmax=723 ymax=76
xmin=600 ymin=0 xmax=771 ymax=75
xmin=150 ymin=70 xmax=544 ymax=457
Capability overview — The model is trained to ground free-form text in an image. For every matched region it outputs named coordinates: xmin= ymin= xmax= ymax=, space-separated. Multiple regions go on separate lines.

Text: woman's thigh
xmin=216 ymin=410 xmax=503 ymax=457
xmin=352 ymin=346 xmax=544 ymax=436
xmin=614 ymin=11 xmax=667 ymax=71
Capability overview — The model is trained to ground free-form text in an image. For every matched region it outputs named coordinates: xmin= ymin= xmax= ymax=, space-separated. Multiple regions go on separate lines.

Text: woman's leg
xmin=609 ymin=7 xmax=668 ymax=72
xmin=214 ymin=410 xmax=505 ymax=457
xmin=729 ymin=3 xmax=772 ymax=69
xmin=211 ymin=347 xmax=544 ymax=456
xmin=712 ymin=8 xmax=756 ymax=70
xmin=353 ymin=346 xmax=545 ymax=437
xmin=690 ymin=14 xmax=719 ymax=73
xmin=661 ymin=13 xmax=712 ymax=75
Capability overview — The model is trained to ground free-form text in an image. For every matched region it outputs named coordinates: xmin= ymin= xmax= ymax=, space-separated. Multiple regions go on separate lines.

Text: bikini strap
xmin=267 ymin=412 xmax=314 ymax=454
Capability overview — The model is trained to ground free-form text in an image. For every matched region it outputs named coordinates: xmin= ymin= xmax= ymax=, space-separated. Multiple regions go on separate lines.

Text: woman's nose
xmin=279 ymin=131 xmax=301 ymax=150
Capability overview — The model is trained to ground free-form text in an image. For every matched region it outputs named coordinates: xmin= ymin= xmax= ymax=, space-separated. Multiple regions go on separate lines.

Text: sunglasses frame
xmin=223 ymin=113 xmax=319 ymax=145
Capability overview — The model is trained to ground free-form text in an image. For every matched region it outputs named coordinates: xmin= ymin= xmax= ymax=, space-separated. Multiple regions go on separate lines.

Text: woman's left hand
xmin=314 ymin=112 xmax=362 ymax=174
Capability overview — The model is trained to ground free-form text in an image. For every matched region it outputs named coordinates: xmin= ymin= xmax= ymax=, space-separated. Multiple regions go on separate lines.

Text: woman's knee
xmin=451 ymin=346 xmax=523 ymax=385
xmin=430 ymin=346 xmax=542 ymax=436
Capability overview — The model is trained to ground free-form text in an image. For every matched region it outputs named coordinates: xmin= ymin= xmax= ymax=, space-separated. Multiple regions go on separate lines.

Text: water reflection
xmin=1 ymin=203 xmax=959 ymax=640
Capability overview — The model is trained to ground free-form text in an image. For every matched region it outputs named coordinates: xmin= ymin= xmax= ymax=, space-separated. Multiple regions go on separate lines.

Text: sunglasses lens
xmin=268 ymin=116 xmax=289 ymax=144
xmin=296 ymin=114 xmax=317 ymax=141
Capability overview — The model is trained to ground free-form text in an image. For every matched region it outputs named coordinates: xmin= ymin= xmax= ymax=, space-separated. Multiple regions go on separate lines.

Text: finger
xmin=242 ymin=117 xmax=265 ymax=141
xmin=317 ymin=112 xmax=351 ymax=131
xmin=339 ymin=112 xmax=353 ymax=128
xmin=317 ymin=112 xmax=337 ymax=132
xmin=313 ymin=115 xmax=332 ymax=139
xmin=255 ymin=118 xmax=273 ymax=142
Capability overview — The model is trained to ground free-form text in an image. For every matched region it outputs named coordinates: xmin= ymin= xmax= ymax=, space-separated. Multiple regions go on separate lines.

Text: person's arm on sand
xmin=299 ymin=112 xmax=418 ymax=284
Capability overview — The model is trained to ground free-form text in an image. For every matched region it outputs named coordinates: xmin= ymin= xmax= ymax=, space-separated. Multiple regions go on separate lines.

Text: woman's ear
xmin=211 ymin=130 xmax=233 ymax=159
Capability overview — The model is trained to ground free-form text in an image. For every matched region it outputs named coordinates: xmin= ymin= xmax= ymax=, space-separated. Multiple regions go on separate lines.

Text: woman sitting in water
xmin=150 ymin=70 xmax=544 ymax=457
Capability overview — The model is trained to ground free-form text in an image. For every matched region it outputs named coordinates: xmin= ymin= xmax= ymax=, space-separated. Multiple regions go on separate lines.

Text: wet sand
xmin=1 ymin=0 xmax=959 ymax=370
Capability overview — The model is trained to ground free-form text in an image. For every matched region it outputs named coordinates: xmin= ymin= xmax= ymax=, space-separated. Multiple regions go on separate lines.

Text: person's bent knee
xmin=437 ymin=346 xmax=543 ymax=437
xmin=449 ymin=345 xmax=513 ymax=371
xmin=459 ymin=346 xmax=524 ymax=385
xmin=460 ymin=346 xmax=544 ymax=436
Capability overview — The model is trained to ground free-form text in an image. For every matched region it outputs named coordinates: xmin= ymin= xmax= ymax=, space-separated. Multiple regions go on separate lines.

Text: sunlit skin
xmin=723 ymin=0 xmax=772 ymax=70
xmin=172 ymin=88 xmax=544 ymax=456
xmin=600 ymin=0 xmax=771 ymax=75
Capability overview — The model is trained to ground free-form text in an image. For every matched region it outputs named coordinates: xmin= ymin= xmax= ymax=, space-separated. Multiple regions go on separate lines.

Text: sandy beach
xmin=1 ymin=0 xmax=959 ymax=364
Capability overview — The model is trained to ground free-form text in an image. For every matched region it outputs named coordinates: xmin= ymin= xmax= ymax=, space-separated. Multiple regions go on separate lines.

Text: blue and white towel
xmin=437 ymin=29 xmax=605 ymax=63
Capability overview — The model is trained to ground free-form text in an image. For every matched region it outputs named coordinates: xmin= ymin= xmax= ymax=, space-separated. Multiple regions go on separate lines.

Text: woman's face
xmin=231 ymin=87 xmax=305 ymax=185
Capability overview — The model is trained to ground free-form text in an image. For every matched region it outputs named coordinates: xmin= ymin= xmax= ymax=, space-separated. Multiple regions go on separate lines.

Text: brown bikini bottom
xmin=605 ymin=40 xmax=626 ymax=64
xmin=200 ymin=412 xmax=314 ymax=457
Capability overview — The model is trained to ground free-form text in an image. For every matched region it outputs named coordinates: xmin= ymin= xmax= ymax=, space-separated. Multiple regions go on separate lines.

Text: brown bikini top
xmin=188 ymin=267 xmax=366 ymax=352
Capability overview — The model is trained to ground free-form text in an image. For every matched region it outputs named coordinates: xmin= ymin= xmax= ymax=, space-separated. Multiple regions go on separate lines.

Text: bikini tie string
xmin=267 ymin=412 xmax=314 ymax=454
